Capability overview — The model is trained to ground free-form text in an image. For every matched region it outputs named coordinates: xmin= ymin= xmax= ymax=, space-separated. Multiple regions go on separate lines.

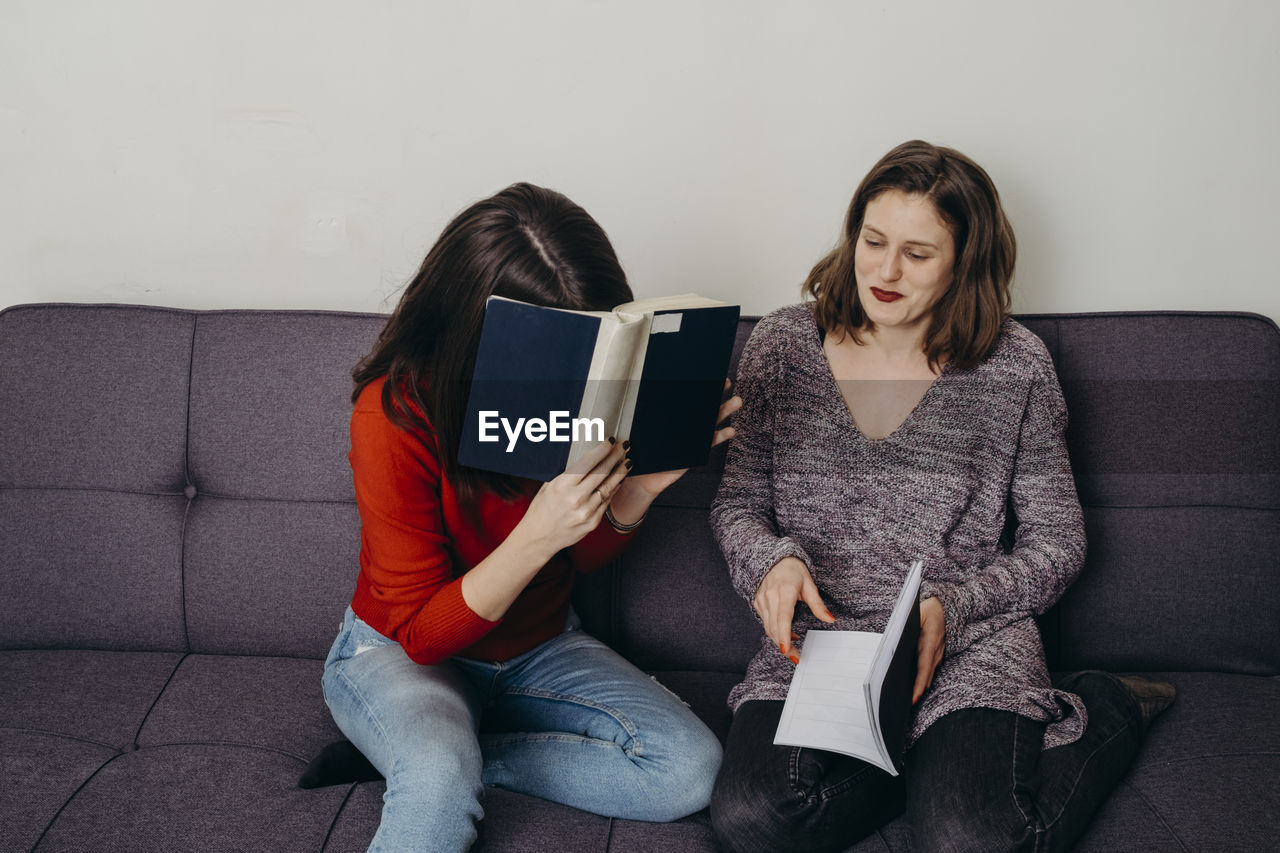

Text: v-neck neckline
xmin=809 ymin=309 xmax=952 ymax=445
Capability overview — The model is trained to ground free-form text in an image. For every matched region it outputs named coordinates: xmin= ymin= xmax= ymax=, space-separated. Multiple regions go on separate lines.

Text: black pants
xmin=710 ymin=671 xmax=1142 ymax=853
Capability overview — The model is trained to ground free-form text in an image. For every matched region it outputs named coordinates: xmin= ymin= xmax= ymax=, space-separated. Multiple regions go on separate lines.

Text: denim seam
xmin=785 ymin=747 xmax=807 ymax=801
xmin=815 ymin=762 xmax=878 ymax=802
xmin=785 ymin=747 xmax=873 ymax=803
xmin=499 ymin=685 xmax=643 ymax=756
xmin=331 ymin=661 xmax=396 ymax=772
xmin=1011 ymin=714 xmax=1034 ymax=826
xmin=481 ymin=731 xmax=627 ymax=751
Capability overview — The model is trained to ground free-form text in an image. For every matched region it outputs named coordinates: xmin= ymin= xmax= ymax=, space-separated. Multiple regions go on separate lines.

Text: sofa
xmin=1 ymin=302 xmax=1277 ymax=853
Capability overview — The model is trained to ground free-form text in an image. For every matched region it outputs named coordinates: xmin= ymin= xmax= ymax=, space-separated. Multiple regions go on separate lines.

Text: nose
xmin=878 ymin=250 xmax=901 ymax=282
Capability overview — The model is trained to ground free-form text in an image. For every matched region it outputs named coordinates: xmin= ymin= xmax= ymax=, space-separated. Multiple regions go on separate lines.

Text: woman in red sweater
xmin=313 ymin=183 xmax=733 ymax=851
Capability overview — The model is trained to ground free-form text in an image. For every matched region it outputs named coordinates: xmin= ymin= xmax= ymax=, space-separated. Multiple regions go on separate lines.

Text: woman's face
xmin=853 ymin=190 xmax=956 ymax=334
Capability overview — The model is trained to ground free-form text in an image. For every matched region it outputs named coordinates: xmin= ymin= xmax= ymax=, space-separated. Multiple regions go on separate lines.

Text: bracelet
xmin=605 ymin=504 xmax=646 ymax=533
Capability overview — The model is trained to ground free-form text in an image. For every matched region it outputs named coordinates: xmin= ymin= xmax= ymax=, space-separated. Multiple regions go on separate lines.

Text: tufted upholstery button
xmin=184 ymin=484 xmax=197 ymax=499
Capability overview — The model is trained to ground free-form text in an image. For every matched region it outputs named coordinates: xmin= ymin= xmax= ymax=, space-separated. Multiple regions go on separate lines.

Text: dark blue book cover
xmin=458 ymin=299 xmax=601 ymax=480
xmin=458 ymin=296 xmax=739 ymax=480
xmin=627 ymin=304 xmax=740 ymax=474
xmin=877 ymin=588 xmax=921 ymax=774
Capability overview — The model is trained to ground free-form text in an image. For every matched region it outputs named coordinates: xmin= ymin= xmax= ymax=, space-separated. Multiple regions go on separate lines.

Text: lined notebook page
xmin=774 ymin=630 xmax=881 ymax=757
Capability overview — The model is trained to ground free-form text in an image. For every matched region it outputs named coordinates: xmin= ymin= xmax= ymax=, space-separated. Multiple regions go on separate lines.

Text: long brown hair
xmin=352 ymin=183 xmax=633 ymax=501
xmin=804 ymin=140 xmax=1016 ymax=370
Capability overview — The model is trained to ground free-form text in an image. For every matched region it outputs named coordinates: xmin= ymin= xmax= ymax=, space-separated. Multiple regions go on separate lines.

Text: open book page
xmin=613 ymin=294 xmax=726 ymax=314
xmin=487 ymin=294 xmax=614 ymax=319
xmin=487 ymin=293 xmax=725 ymax=316
xmin=774 ymin=630 xmax=885 ymax=766
xmin=565 ymin=312 xmax=649 ymax=470
xmin=773 ymin=559 xmax=924 ymax=776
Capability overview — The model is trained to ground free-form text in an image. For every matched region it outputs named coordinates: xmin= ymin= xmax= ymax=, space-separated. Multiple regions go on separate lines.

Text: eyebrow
xmin=861 ymin=225 xmax=940 ymax=251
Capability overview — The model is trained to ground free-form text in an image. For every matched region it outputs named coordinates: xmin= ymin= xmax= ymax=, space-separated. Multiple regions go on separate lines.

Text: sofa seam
xmin=177 ymin=491 xmax=357 ymax=506
xmin=182 ymin=315 xmax=197 ymax=655
xmin=0 ymin=484 xmax=188 ymax=497
xmin=131 ymin=652 xmax=191 ymax=750
xmin=0 ymin=725 xmax=120 ymax=753
xmin=0 ymin=481 xmax=355 ymax=502
xmin=0 ymin=302 xmax=391 ymax=323
xmin=121 ymin=739 xmax=314 ymax=764
xmin=318 ymin=782 xmax=361 ymax=852
xmin=1116 ymin=778 xmax=1190 ymax=852
xmin=30 ymin=749 xmax=130 ymax=852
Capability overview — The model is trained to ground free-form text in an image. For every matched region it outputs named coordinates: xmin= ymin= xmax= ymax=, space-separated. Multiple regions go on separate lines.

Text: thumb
xmin=800 ymin=577 xmax=836 ymax=624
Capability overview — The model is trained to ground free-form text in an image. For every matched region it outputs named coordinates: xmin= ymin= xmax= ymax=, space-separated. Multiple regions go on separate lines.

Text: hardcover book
xmin=458 ymin=293 xmax=740 ymax=480
xmin=773 ymin=560 xmax=924 ymax=776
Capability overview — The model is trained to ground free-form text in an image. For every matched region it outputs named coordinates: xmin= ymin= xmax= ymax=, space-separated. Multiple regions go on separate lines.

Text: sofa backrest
xmin=2 ymin=304 xmax=1276 ymax=677
xmin=1020 ymin=313 xmax=1279 ymax=675
xmin=0 ymin=305 xmax=381 ymax=657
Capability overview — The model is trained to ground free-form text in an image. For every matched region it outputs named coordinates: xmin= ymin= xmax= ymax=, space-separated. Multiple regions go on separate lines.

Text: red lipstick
xmin=870 ymin=287 xmax=903 ymax=303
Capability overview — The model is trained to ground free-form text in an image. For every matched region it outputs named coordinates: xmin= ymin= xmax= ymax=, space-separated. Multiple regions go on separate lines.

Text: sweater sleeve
xmin=920 ymin=354 xmax=1086 ymax=658
xmin=350 ymin=405 xmax=498 ymax=665
xmin=709 ymin=319 xmax=814 ymax=604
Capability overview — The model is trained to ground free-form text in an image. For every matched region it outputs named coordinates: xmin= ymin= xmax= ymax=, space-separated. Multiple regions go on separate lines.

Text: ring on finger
xmin=593 ymin=487 xmax=610 ymax=502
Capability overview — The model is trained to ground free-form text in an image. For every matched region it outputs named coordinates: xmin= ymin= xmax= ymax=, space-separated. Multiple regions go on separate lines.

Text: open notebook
xmin=774 ymin=560 xmax=924 ymax=776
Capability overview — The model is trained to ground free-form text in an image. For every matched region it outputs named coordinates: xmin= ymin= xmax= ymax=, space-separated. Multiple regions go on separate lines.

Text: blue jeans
xmin=321 ymin=607 xmax=723 ymax=852
xmin=711 ymin=671 xmax=1142 ymax=853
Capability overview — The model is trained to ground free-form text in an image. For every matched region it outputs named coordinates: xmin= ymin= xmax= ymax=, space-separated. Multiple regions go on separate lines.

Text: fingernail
xmin=778 ymin=643 xmax=786 ymax=654
xmin=625 ymin=459 xmax=633 ymax=470
xmin=622 ymin=440 xmax=631 ymax=450
xmin=608 ymin=436 xmax=616 ymax=445
xmin=788 ymin=654 xmax=800 ymax=665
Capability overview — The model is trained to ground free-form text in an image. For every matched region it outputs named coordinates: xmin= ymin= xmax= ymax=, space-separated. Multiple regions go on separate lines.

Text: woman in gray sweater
xmin=709 ymin=140 xmax=1174 ymax=853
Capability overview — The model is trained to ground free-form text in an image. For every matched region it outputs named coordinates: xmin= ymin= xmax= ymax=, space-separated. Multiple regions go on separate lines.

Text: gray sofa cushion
xmin=32 ymin=745 xmax=352 ymax=853
xmin=183 ymin=498 xmax=360 ymax=658
xmin=1 ymin=731 xmax=120 ymax=853
xmin=135 ymin=655 xmax=342 ymax=757
xmin=0 ymin=306 xmax=193 ymax=494
xmin=0 ymin=492 xmax=187 ymax=651
xmin=0 ymin=650 xmax=182 ymax=749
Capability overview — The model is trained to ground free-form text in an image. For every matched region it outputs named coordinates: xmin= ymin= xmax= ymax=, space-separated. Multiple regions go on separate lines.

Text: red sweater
xmin=348 ymin=377 xmax=634 ymax=665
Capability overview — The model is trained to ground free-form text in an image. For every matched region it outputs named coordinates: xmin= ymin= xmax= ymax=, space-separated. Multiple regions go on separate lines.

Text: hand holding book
xmin=617 ymin=378 xmax=742 ymax=502
xmin=914 ymin=595 xmax=946 ymax=703
xmin=773 ymin=560 xmax=924 ymax=776
xmin=459 ymin=437 xmax=632 ymax=622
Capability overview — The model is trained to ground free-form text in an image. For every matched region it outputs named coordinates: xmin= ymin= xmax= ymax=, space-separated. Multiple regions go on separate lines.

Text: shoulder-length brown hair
xmin=352 ymin=182 xmax=633 ymax=502
xmin=804 ymin=140 xmax=1016 ymax=370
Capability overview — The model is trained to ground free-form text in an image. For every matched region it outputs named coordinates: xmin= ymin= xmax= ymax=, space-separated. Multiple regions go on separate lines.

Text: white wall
xmin=2 ymin=0 xmax=1277 ymax=321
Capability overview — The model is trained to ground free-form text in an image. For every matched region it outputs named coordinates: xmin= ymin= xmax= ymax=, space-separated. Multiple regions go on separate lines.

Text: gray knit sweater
xmin=710 ymin=304 xmax=1088 ymax=749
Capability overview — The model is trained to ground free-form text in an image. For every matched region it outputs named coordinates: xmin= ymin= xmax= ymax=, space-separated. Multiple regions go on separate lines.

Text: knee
xmin=709 ymin=766 xmax=809 ymax=853
xmin=636 ymin=725 xmax=723 ymax=821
